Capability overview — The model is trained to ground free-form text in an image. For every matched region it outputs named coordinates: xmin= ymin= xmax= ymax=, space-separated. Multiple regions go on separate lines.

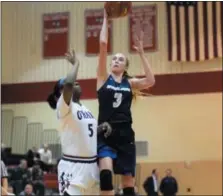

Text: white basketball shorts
xmin=58 ymin=155 xmax=99 ymax=195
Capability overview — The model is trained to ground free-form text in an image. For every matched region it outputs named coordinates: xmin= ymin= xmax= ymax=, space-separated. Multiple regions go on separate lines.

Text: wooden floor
xmin=44 ymin=160 xmax=222 ymax=195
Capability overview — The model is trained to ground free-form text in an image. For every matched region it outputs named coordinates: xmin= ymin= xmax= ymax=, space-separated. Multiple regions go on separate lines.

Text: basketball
xmin=104 ymin=2 xmax=132 ymax=19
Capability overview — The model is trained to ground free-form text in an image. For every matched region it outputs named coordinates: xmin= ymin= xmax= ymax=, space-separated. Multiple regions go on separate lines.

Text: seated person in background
xmin=10 ymin=160 xmax=31 ymax=195
xmin=29 ymin=161 xmax=45 ymax=196
xmin=38 ymin=144 xmax=52 ymax=172
xmin=26 ymin=147 xmax=40 ymax=168
xmin=19 ymin=184 xmax=35 ymax=196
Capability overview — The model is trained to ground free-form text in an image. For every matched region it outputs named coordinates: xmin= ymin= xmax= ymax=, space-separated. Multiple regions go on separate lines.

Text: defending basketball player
xmin=47 ymin=49 xmax=111 ymax=196
xmin=96 ymin=9 xmax=155 ymax=195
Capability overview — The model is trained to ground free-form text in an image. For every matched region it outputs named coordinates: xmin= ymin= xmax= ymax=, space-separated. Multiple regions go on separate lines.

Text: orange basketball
xmin=104 ymin=1 xmax=132 ymax=19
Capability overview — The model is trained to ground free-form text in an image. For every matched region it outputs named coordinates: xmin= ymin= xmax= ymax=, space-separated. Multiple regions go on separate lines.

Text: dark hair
xmin=152 ymin=169 xmax=157 ymax=174
xmin=47 ymin=94 xmax=57 ymax=109
xmin=47 ymin=79 xmax=65 ymax=110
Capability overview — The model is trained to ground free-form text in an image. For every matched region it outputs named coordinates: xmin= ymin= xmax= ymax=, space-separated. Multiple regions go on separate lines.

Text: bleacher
xmin=2 ymin=109 xmax=61 ymax=161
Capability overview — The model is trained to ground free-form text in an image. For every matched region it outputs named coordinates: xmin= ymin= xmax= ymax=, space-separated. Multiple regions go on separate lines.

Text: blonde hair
xmin=132 ymin=88 xmax=149 ymax=100
xmin=123 ymin=58 xmax=149 ymax=100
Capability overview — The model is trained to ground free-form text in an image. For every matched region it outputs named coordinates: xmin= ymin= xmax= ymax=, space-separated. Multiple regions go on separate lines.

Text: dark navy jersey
xmin=97 ymin=75 xmax=133 ymax=125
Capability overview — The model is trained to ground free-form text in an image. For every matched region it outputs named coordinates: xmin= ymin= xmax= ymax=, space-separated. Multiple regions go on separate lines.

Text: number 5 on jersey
xmin=88 ymin=124 xmax=93 ymax=137
xmin=113 ymin=92 xmax=122 ymax=108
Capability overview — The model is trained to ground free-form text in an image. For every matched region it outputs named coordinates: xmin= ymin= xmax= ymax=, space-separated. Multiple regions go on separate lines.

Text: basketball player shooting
xmin=96 ymin=9 xmax=155 ymax=196
xmin=47 ymin=49 xmax=111 ymax=196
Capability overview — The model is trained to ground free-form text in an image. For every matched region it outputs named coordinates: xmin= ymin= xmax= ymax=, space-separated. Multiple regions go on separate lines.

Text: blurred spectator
xmin=38 ymin=144 xmax=52 ymax=172
xmin=26 ymin=146 xmax=40 ymax=168
xmin=7 ymin=185 xmax=16 ymax=195
xmin=1 ymin=160 xmax=9 ymax=195
xmin=26 ymin=147 xmax=37 ymax=166
xmin=19 ymin=184 xmax=35 ymax=196
xmin=29 ymin=161 xmax=45 ymax=196
xmin=143 ymin=169 xmax=159 ymax=196
xmin=10 ymin=160 xmax=31 ymax=195
xmin=38 ymin=144 xmax=52 ymax=164
xmin=1 ymin=143 xmax=6 ymax=149
xmin=160 ymin=169 xmax=178 ymax=196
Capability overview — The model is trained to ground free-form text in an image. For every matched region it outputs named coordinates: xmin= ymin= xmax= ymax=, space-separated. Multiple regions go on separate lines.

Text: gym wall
xmin=2 ymin=93 xmax=222 ymax=162
xmin=1 ymin=2 xmax=222 ymax=194
xmin=2 ymin=2 xmax=222 ymax=84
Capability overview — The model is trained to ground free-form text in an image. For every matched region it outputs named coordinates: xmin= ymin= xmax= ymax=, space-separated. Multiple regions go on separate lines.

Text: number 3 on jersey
xmin=113 ymin=92 xmax=123 ymax=108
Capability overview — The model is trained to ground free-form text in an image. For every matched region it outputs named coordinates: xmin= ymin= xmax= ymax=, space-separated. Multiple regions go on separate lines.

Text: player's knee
xmin=100 ymin=169 xmax=113 ymax=191
xmin=122 ymin=174 xmax=135 ymax=187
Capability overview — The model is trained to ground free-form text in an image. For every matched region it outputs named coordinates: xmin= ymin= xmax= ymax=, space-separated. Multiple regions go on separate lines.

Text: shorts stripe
xmin=62 ymin=154 xmax=97 ymax=163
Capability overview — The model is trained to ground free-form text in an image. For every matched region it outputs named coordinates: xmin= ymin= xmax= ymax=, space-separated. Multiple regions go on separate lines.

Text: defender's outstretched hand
xmin=65 ymin=49 xmax=79 ymax=65
xmin=97 ymin=122 xmax=112 ymax=138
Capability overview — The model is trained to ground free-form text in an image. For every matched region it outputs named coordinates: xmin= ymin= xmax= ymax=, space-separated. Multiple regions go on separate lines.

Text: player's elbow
xmin=145 ymin=77 xmax=155 ymax=88
xmin=150 ymin=78 xmax=156 ymax=87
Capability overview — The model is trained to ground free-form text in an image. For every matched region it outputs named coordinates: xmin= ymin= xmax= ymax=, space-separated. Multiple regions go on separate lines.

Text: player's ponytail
xmin=123 ymin=70 xmax=145 ymax=100
xmin=123 ymin=58 xmax=147 ymax=100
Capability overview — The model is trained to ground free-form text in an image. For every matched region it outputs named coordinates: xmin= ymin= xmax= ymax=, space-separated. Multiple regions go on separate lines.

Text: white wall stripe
xmin=43 ymin=129 xmax=59 ymax=145
xmin=198 ymin=2 xmax=205 ymax=61
xmin=188 ymin=6 xmax=196 ymax=61
xmin=216 ymin=2 xmax=222 ymax=57
xmin=179 ymin=6 xmax=186 ymax=61
xmin=27 ymin=123 xmax=43 ymax=150
xmin=11 ymin=117 xmax=28 ymax=154
xmin=170 ymin=5 xmax=177 ymax=61
xmin=1 ymin=110 xmax=14 ymax=147
xmin=207 ymin=2 xmax=214 ymax=59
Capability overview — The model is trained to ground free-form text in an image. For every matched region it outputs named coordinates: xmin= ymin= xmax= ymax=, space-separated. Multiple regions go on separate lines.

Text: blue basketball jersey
xmin=97 ymin=75 xmax=133 ymax=124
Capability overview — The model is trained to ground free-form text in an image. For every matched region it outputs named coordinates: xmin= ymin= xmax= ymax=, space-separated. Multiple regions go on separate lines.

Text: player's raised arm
xmin=63 ymin=49 xmax=80 ymax=105
xmin=129 ymin=31 xmax=155 ymax=90
xmin=97 ymin=9 xmax=109 ymax=90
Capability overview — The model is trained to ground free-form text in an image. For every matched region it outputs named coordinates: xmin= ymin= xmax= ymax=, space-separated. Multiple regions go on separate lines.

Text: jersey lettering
xmin=77 ymin=111 xmax=94 ymax=120
xmin=113 ymin=92 xmax=122 ymax=108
